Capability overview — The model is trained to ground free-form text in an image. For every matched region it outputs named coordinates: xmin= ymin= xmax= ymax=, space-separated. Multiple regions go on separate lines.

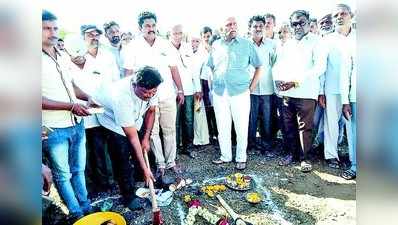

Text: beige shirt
xmin=42 ymin=48 xmax=80 ymax=128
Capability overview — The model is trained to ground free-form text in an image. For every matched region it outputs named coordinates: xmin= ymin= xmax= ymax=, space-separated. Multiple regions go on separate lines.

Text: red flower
xmin=188 ymin=199 xmax=201 ymax=208
xmin=217 ymin=218 xmax=230 ymax=225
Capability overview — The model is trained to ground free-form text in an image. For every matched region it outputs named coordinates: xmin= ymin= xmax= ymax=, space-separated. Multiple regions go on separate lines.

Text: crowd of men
xmin=42 ymin=3 xmax=356 ymax=222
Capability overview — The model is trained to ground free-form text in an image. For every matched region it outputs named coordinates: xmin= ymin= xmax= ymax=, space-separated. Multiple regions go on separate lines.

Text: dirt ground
xmin=43 ymin=140 xmax=356 ymax=225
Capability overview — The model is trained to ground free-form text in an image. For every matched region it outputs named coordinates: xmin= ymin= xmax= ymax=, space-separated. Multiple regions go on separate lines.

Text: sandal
xmin=326 ymin=158 xmax=340 ymax=169
xmin=279 ymin=155 xmax=293 ymax=166
xmin=212 ymin=159 xmax=230 ymax=165
xmin=235 ymin=162 xmax=246 ymax=170
xmin=300 ymin=161 xmax=312 ymax=172
xmin=341 ymin=169 xmax=356 ymax=180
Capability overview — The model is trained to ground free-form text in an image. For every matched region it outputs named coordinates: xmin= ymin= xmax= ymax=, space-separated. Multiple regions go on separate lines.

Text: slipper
xmin=341 ymin=169 xmax=356 ymax=180
xmin=300 ymin=161 xmax=312 ymax=172
xmin=326 ymin=159 xmax=340 ymax=169
xmin=212 ymin=159 xmax=230 ymax=165
xmin=279 ymin=155 xmax=293 ymax=166
xmin=235 ymin=162 xmax=246 ymax=170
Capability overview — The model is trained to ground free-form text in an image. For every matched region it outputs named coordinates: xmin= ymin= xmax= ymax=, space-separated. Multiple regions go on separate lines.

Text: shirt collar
xmin=223 ymin=36 xmax=240 ymax=45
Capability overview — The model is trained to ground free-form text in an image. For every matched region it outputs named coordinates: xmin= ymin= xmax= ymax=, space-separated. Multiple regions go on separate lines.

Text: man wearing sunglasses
xmin=273 ymin=10 xmax=327 ymax=172
xmin=71 ymin=24 xmax=120 ymax=195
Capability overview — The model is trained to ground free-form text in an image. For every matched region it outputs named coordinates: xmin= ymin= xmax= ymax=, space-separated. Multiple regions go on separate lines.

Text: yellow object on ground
xmin=73 ymin=212 xmax=126 ymax=225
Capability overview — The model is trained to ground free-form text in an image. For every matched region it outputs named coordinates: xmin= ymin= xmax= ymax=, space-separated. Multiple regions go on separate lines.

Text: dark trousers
xmin=176 ymin=95 xmax=194 ymax=150
xmin=201 ymin=79 xmax=218 ymax=139
xmin=85 ymin=126 xmax=113 ymax=190
xmin=102 ymin=127 xmax=152 ymax=204
xmin=281 ymin=97 xmax=316 ymax=160
xmin=270 ymin=94 xmax=281 ymax=140
xmin=248 ymin=94 xmax=272 ymax=146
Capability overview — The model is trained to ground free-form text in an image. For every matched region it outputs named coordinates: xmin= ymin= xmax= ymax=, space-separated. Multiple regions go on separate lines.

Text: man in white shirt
xmin=122 ymin=11 xmax=184 ymax=178
xmin=247 ymin=15 xmax=276 ymax=156
xmin=42 ymin=10 xmax=93 ymax=222
xmin=71 ymin=24 xmax=120 ymax=194
xmin=273 ymin=10 xmax=327 ymax=172
xmin=169 ymin=24 xmax=202 ymax=158
xmin=322 ymin=4 xmax=356 ymax=169
xmin=92 ymin=66 xmax=161 ymax=210
xmin=103 ymin=21 xmax=125 ymax=79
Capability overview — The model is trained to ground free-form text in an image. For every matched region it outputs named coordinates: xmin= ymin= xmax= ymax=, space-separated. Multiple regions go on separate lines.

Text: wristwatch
xmin=177 ymin=90 xmax=184 ymax=94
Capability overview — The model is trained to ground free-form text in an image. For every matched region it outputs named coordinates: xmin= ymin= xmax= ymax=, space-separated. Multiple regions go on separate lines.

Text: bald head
xmin=170 ymin=24 xmax=183 ymax=46
xmin=224 ymin=17 xmax=238 ymax=41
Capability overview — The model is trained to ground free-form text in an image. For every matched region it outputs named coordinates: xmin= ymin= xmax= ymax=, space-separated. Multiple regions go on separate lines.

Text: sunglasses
xmin=291 ymin=20 xmax=307 ymax=28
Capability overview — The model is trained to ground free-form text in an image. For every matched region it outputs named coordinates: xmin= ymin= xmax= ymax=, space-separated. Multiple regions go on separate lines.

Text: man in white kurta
xmin=322 ymin=4 xmax=356 ymax=169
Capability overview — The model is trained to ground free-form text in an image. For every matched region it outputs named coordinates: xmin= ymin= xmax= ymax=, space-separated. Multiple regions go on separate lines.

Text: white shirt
xmin=169 ymin=42 xmax=200 ymax=95
xmin=121 ymin=36 xmax=177 ymax=101
xmin=72 ymin=47 xmax=120 ymax=128
xmin=93 ymin=77 xmax=158 ymax=136
xmin=273 ymin=33 xmax=327 ymax=100
xmin=339 ymin=29 xmax=356 ymax=104
xmin=323 ymin=30 xmax=356 ymax=96
xmin=249 ymin=38 xmax=276 ymax=95
xmin=42 ymin=48 xmax=81 ymax=128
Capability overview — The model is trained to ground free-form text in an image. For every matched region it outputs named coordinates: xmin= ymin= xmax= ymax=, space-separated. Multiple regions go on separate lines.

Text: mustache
xmin=147 ymin=31 xmax=155 ymax=34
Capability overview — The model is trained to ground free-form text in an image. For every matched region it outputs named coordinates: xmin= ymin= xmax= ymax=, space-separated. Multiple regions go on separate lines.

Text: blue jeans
xmin=248 ymin=94 xmax=272 ymax=147
xmin=45 ymin=121 xmax=90 ymax=217
xmin=346 ymin=103 xmax=357 ymax=172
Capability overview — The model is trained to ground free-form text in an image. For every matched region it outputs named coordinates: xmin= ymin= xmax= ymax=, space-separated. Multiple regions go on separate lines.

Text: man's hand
xmin=143 ymin=168 xmax=156 ymax=186
xmin=342 ymin=104 xmax=352 ymax=120
xmin=141 ymin=138 xmax=150 ymax=153
xmin=71 ymin=103 xmax=91 ymax=116
xmin=281 ymin=82 xmax=295 ymax=91
xmin=42 ymin=164 xmax=52 ymax=196
xmin=177 ymin=93 xmax=185 ymax=106
xmin=87 ymin=97 xmax=101 ymax=108
xmin=71 ymin=56 xmax=86 ymax=68
xmin=318 ymin=95 xmax=326 ymax=108
xmin=194 ymin=92 xmax=202 ymax=102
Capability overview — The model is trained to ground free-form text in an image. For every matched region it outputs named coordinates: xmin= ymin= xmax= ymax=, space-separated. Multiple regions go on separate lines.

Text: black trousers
xmin=281 ymin=97 xmax=316 ymax=161
xmin=85 ymin=126 xmax=113 ymax=190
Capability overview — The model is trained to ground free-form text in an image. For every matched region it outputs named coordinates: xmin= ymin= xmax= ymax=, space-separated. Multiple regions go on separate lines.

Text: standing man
xmin=199 ymin=26 xmax=218 ymax=145
xmin=247 ymin=15 xmax=276 ymax=156
xmin=122 ymin=11 xmax=184 ymax=178
xmin=92 ymin=66 xmax=160 ymax=210
xmin=310 ymin=18 xmax=319 ymax=35
xmin=322 ymin=4 xmax=356 ymax=169
xmin=264 ymin=13 xmax=283 ymax=147
xmin=42 ymin=10 xmax=92 ymax=222
xmin=264 ymin=13 xmax=277 ymax=40
xmin=56 ymin=38 xmax=65 ymax=52
xmin=208 ymin=17 xmax=262 ymax=170
xmin=71 ymin=24 xmax=120 ymax=194
xmin=319 ymin=14 xmax=334 ymax=36
xmin=273 ymin=10 xmax=327 ymax=172
xmin=103 ymin=21 xmax=125 ymax=79
xmin=169 ymin=24 xmax=202 ymax=158
xmin=341 ymin=40 xmax=356 ymax=180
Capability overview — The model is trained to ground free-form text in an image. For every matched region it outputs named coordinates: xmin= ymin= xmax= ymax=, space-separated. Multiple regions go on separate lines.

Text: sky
xmin=42 ymin=0 xmax=356 ymax=36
